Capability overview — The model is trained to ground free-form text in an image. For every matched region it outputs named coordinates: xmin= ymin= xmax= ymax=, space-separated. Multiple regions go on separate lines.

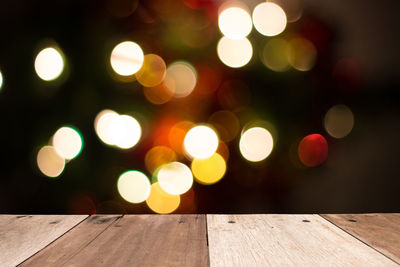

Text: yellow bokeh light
xmin=144 ymin=146 xmax=177 ymax=175
xmin=157 ymin=162 xmax=193 ymax=195
xmin=191 ymin=153 xmax=226 ymax=185
xmin=165 ymin=61 xmax=197 ymax=98
xmin=143 ymin=82 xmax=174 ymax=105
xmin=288 ymin=38 xmax=317 ymax=71
xmin=324 ymin=104 xmax=354 ymax=138
xmin=146 ymin=182 xmax=180 ymax=214
xmin=184 ymin=125 xmax=219 ymax=159
xmin=217 ymin=36 xmax=253 ymax=68
xmin=94 ymin=110 xmax=141 ymax=149
xmin=261 ymin=38 xmax=290 ymax=72
xmin=110 ymin=41 xmax=144 ymax=76
xmin=218 ymin=6 xmax=252 ymax=40
xmin=52 ymin=127 xmax=83 ymax=160
xmin=252 ymin=2 xmax=287 ymax=36
xmin=37 ymin=146 xmax=65 ymax=178
xmin=136 ymin=54 xmax=166 ymax=87
xmin=117 ymin=170 xmax=151 ymax=203
xmin=239 ymin=127 xmax=274 ymax=162
xmin=34 ymin=47 xmax=64 ymax=81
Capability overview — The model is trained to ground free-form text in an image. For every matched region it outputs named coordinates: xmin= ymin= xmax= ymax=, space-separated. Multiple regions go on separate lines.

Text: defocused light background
xmin=0 ymin=0 xmax=399 ymax=214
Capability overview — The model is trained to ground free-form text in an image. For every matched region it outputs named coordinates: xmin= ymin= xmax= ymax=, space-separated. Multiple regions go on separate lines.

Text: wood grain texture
xmin=36 ymin=214 xmax=209 ymax=267
xmin=321 ymin=213 xmax=400 ymax=264
xmin=207 ymin=214 xmax=397 ymax=266
xmin=0 ymin=215 xmax=87 ymax=267
xmin=20 ymin=215 xmax=120 ymax=266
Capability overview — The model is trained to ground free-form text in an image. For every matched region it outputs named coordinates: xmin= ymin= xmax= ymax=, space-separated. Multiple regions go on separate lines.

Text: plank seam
xmin=205 ymin=215 xmax=211 ymax=267
xmin=317 ymin=214 xmax=400 ymax=266
xmin=60 ymin=215 xmax=124 ymax=267
xmin=16 ymin=215 xmax=89 ymax=267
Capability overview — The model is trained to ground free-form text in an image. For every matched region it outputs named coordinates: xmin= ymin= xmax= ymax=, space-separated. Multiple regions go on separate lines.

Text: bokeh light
xmin=169 ymin=121 xmax=195 ymax=154
xmin=34 ymin=47 xmax=64 ymax=81
xmin=110 ymin=41 xmax=144 ymax=76
xmin=52 ymin=126 xmax=83 ymax=160
xmin=261 ymin=38 xmax=290 ymax=72
xmin=165 ymin=61 xmax=197 ymax=98
xmin=145 ymin=146 xmax=177 ymax=175
xmin=94 ymin=109 xmax=141 ymax=149
xmin=288 ymin=38 xmax=317 ymax=71
xmin=136 ymin=54 xmax=166 ymax=87
xmin=143 ymin=82 xmax=174 ymax=104
xmin=157 ymin=162 xmax=193 ymax=195
xmin=184 ymin=125 xmax=219 ymax=159
xmin=218 ymin=6 xmax=252 ymax=40
xmin=208 ymin=110 xmax=240 ymax=142
xmin=0 ymin=70 xmax=3 ymax=90
xmin=239 ymin=127 xmax=274 ymax=162
xmin=191 ymin=153 xmax=226 ymax=185
xmin=217 ymin=36 xmax=253 ymax=68
xmin=324 ymin=105 xmax=354 ymax=138
xmin=146 ymin=182 xmax=180 ymax=214
xmin=298 ymin=134 xmax=328 ymax=167
xmin=117 ymin=170 xmax=151 ymax=203
xmin=252 ymin=2 xmax=287 ymax=36
xmin=111 ymin=114 xmax=142 ymax=149
xmin=37 ymin=146 xmax=65 ymax=178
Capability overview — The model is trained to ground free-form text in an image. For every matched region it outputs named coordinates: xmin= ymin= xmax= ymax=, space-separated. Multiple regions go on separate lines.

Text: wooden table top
xmin=0 ymin=214 xmax=399 ymax=266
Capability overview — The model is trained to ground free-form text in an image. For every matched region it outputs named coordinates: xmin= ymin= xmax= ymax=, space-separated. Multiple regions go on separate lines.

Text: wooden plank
xmin=20 ymin=215 xmax=121 ymax=266
xmin=0 ymin=215 xmax=87 ymax=267
xmin=36 ymin=215 xmax=209 ymax=267
xmin=207 ymin=214 xmax=397 ymax=266
xmin=321 ymin=213 xmax=400 ymax=264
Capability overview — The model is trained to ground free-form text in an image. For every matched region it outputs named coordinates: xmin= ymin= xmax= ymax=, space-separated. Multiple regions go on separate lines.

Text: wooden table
xmin=1 ymin=214 xmax=399 ymax=266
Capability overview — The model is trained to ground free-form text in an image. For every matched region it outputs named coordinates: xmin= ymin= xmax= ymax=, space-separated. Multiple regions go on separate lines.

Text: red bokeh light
xmin=298 ymin=134 xmax=328 ymax=167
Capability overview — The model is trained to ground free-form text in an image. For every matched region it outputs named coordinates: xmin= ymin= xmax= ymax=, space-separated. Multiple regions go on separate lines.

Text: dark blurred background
xmin=0 ymin=0 xmax=399 ymax=214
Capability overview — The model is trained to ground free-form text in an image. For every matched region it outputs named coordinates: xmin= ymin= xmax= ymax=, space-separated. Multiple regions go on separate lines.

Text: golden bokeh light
xmin=208 ymin=110 xmax=240 ymax=142
xmin=288 ymin=38 xmax=317 ymax=71
xmin=168 ymin=121 xmax=195 ymax=154
xmin=261 ymin=38 xmax=290 ymax=72
xmin=324 ymin=104 xmax=354 ymax=138
xmin=110 ymin=41 xmax=144 ymax=76
xmin=191 ymin=153 xmax=226 ymax=185
xmin=217 ymin=36 xmax=253 ymax=68
xmin=218 ymin=6 xmax=252 ymax=40
xmin=94 ymin=110 xmax=141 ymax=149
xmin=239 ymin=127 xmax=274 ymax=162
xmin=117 ymin=170 xmax=151 ymax=203
xmin=34 ymin=47 xmax=64 ymax=81
xmin=144 ymin=146 xmax=177 ymax=175
xmin=184 ymin=125 xmax=219 ymax=159
xmin=146 ymin=182 xmax=180 ymax=214
xmin=143 ymin=82 xmax=174 ymax=105
xmin=165 ymin=61 xmax=197 ymax=98
xmin=52 ymin=127 xmax=83 ymax=160
xmin=157 ymin=162 xmax=193 ymax=195
xmin=37 ymin=146 xmax=65 ymax=178
xmin=252 ymin=2 xmax=287 ymax=36
xmin=136 ymin=54 xmax=166 ymax=87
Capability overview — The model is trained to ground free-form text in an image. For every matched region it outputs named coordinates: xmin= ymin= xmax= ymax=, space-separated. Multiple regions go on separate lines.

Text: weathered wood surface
xmin=23 ymin=214 xmax=209 ymax=267
xmin=0 ymin=215 xmax=87 ymax=267
xmin=20 ymin=215 xmax=120 ymax=266
xmin=322 ymin=213 xmax=400 ymax=264
xmin=207 ymin=214 xmax=397 ymax=266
